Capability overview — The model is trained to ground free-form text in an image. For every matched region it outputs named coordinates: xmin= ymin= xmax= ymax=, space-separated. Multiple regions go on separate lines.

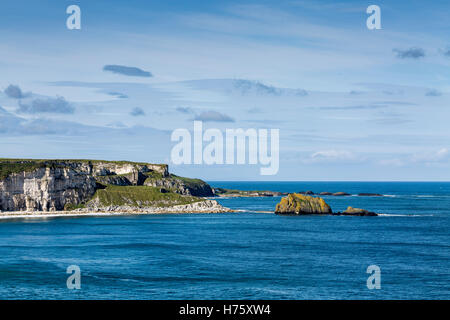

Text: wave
xmin=378 ymin=194 xmax=450 ymax=198
xmin=233 ymin=209 xmax=273 ymax=213
xmin=378 ymin=213 xmax=434 ymax=217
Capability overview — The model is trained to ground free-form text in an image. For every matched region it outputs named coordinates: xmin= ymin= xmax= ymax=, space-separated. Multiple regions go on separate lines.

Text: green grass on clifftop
xmin=0 ymin=160 xmax=48 ymax=179
xmin=0 ymin=158 xmax=167 ymax=179
xmin=170 ymin=174 xmax=208 ymax=187
xmin=92 ymin=185 xmax=202 ymax=208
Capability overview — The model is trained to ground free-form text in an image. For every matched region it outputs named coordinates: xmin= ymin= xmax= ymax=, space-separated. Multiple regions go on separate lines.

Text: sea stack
xmin=275 ymin=193 xmax=332 ymax=215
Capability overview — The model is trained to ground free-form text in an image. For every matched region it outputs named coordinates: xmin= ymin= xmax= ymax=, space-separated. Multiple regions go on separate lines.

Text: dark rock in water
xmin=342 ymin=206 xmax=378 ymax=216
xmin=275 ymin=193 xmax=332 ymax=215
xmin=259 ymin=192 xmax=274 ymax=197
xmin=319 ymin=192 xmax=333 ymax=196
xmin=333 ymin=192 xmax=351 ymax=196
xmin=298 ymin=190 xmax=315 ymax=195
xmin=358 ymin=193 xmax=382 ymax=197
xmin=213 ymin=188 xmax=287 ymax=197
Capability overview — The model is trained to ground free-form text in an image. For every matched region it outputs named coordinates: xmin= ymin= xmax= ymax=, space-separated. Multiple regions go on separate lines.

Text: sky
xmin=0 ymin=0 xmax=449 ymax=181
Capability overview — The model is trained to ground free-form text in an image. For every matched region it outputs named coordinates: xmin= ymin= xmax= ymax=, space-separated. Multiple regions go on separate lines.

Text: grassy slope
xmin=144 ymin=173 xmax=209 ymax=189
xmin=170 ymin=174 xmax=209 ymax=188
xmin=92 ymin=185 xmax=202 ymax=208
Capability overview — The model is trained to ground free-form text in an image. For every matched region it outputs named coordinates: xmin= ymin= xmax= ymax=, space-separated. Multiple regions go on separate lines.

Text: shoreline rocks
xmin=332 ymin=192 xmax=351 ymax=196
xmin=84 ymin=199 xmax=232 ymax=214
xmin=298 ymin=190 xmax=315 ymax=195
xmin=0 ymin=199 xmax=233 ymax=219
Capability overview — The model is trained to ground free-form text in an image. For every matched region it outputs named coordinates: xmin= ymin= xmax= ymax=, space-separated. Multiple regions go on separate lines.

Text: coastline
xmin=0 ymin=200 xmax=234 ymax=220
xmin=0 ymin=209 xmax=233 ymax=220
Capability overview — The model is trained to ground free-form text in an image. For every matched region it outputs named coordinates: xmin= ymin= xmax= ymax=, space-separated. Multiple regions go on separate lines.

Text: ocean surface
xmin=0 ymin=182 xmax=449 ymax=300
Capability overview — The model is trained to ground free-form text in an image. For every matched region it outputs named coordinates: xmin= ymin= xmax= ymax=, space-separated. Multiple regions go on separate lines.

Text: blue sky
xmin=1 ymin=0 xmax=449 ymax=180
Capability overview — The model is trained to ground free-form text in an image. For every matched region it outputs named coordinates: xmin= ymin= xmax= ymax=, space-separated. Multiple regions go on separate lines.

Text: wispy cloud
xmin=378 ymin=158 xmax=405 ymax=167
xmin=4 ymin=84 xmax=28 ymax=99
xmin=318 ymin=105 xmax=386 ymax=111
xmin=107 ymin=91 xmax=128 ymax=99
xmin=379 ymin=148 xmax=450 ymax=167
xmin=443 ymin=48 xmax=450 ymax=57
xmin=393 ymin=47 xmax=425 ymax=59
xmin=412 ymin=148 xmax=449 ymax=163
xmin=176 ymin=107 xmax=194 ymax=114
xmin=232 ymin=79 xmax=307 ymax=96
xmin=425 ymin=89 xmax=442 ymax=97
xmin=302 ymin=150 xmax=361 ymax=164
xmin=370 ymin=114 xmax=412 ymax=125
xmin=103 ymin=65 xmax=153 ymax=77
xmin=194 ymin=111 xmax=234 ymax=122
xmin=17 ymin=96 xmax=74 ymax=114
xmin=130 ymin=107 xmax=145 ymax=116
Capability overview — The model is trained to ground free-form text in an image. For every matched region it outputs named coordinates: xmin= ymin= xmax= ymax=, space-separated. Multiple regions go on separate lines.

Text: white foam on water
xmin=378 ymin=213 xmax=434 ymax=217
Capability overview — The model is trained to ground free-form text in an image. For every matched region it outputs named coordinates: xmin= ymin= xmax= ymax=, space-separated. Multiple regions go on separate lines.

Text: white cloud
xmin=412 ymin=148 xmax=449 ymax=163
xmin=378 ymin=158 xmax=405 ymax=167
xmin=378 ymin=148 xmax=449 ymax=167
xmin=302 ymin=150 xmax=359 ymax=164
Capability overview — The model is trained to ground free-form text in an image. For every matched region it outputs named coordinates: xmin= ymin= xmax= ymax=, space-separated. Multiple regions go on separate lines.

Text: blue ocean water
xmin=0 ymin=182 xmax=449 ymax=300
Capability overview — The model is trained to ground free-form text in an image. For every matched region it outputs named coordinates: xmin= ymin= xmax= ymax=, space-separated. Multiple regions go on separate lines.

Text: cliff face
xmin=0 ymin=159 xmax=209 ymax=212
xmin=0 ymin=166 xmax=97 ymax=211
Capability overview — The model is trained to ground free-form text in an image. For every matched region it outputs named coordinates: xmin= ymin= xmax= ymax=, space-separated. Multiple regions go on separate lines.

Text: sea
xmin=0 ymin=182 xmax=448 ymax=300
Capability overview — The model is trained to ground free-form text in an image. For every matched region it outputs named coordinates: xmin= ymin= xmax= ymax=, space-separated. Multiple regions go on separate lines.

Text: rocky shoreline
xmin=83 ymin=199 xmax=231 ymax=214
xmin=0 ymin=200 xmax=232 ymax=219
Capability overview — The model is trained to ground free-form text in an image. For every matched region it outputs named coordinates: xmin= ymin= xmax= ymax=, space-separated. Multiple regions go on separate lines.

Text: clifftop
xmin=0 ymin=159 xmax=168 ymax=180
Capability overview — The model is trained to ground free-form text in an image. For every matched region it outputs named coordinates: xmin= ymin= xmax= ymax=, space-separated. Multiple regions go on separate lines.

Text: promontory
xmin=0 ymin=159 xmax=230 ymax=215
